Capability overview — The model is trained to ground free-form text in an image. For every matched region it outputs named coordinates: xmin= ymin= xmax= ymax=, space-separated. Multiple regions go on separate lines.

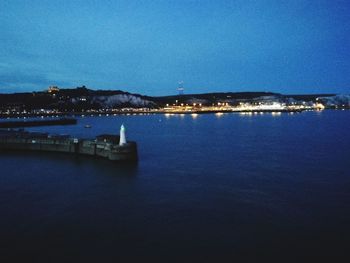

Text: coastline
xmin=0 ymin=107 xmax=348 ymax=119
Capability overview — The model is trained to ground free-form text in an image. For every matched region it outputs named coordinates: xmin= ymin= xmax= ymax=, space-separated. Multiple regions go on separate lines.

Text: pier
xmin=0 ymin=118 xmax=77 ymax=128
xmin=0 ymin=125 xmax=137 ymax=162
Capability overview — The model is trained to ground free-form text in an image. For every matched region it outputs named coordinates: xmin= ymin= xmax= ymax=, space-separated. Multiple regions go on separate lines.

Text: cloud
xmin=0 ymin=71 xmax=69 ymax=93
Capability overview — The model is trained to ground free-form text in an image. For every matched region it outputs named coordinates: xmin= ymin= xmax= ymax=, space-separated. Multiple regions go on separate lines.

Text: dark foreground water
xmin=1 ymin=111 xmax=350 ymax=262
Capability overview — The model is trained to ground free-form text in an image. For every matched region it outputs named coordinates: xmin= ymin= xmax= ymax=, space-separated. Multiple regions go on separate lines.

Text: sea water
xmin=1 ymin=111 xmax=350 ymax=261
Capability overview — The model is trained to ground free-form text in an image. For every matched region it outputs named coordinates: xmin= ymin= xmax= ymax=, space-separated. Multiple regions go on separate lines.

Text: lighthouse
xmin=119 ymin=124 xmax=127 ymax=145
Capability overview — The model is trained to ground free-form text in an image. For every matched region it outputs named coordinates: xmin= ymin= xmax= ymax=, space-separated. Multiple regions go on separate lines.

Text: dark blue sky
xmin=1 ymin=0 xmax=349 ymax=95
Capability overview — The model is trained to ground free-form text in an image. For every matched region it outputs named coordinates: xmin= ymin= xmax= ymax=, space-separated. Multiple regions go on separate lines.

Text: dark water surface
xmin=1 ymin=111 xmax=350 ymax=262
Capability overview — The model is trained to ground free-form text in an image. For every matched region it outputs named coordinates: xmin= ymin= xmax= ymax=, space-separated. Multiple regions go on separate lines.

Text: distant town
xmin=0 ymin=86 xmax=349 ymax=118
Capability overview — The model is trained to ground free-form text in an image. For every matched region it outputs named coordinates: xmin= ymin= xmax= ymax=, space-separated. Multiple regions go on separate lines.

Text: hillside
xmin=0 ymin=86 xmax=348 ymax=112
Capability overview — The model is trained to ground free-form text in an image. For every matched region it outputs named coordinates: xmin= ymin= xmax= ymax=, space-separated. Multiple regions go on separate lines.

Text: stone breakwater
xmin=0 ymin=118 xmax=77 ymax=128
xmin=0 ymin=130 xmax=138 ymax=162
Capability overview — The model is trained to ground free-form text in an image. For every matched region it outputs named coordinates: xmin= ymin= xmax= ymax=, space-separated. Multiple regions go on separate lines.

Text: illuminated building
xmin=47 ymin=86 xmax=60 ymax=93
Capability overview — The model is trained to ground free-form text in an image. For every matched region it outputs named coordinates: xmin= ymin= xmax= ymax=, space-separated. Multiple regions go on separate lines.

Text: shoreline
xmin=0 ymin=108 xmax=349 ymax=119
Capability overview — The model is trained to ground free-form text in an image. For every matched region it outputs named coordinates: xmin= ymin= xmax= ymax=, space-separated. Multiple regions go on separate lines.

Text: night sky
xmin=1 ymin=0 xmax=349 ymax=95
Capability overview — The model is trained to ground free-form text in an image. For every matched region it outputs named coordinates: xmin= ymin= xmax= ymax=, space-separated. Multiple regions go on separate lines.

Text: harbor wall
xmin=0 ymin=137 xmax=137 ymax=162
